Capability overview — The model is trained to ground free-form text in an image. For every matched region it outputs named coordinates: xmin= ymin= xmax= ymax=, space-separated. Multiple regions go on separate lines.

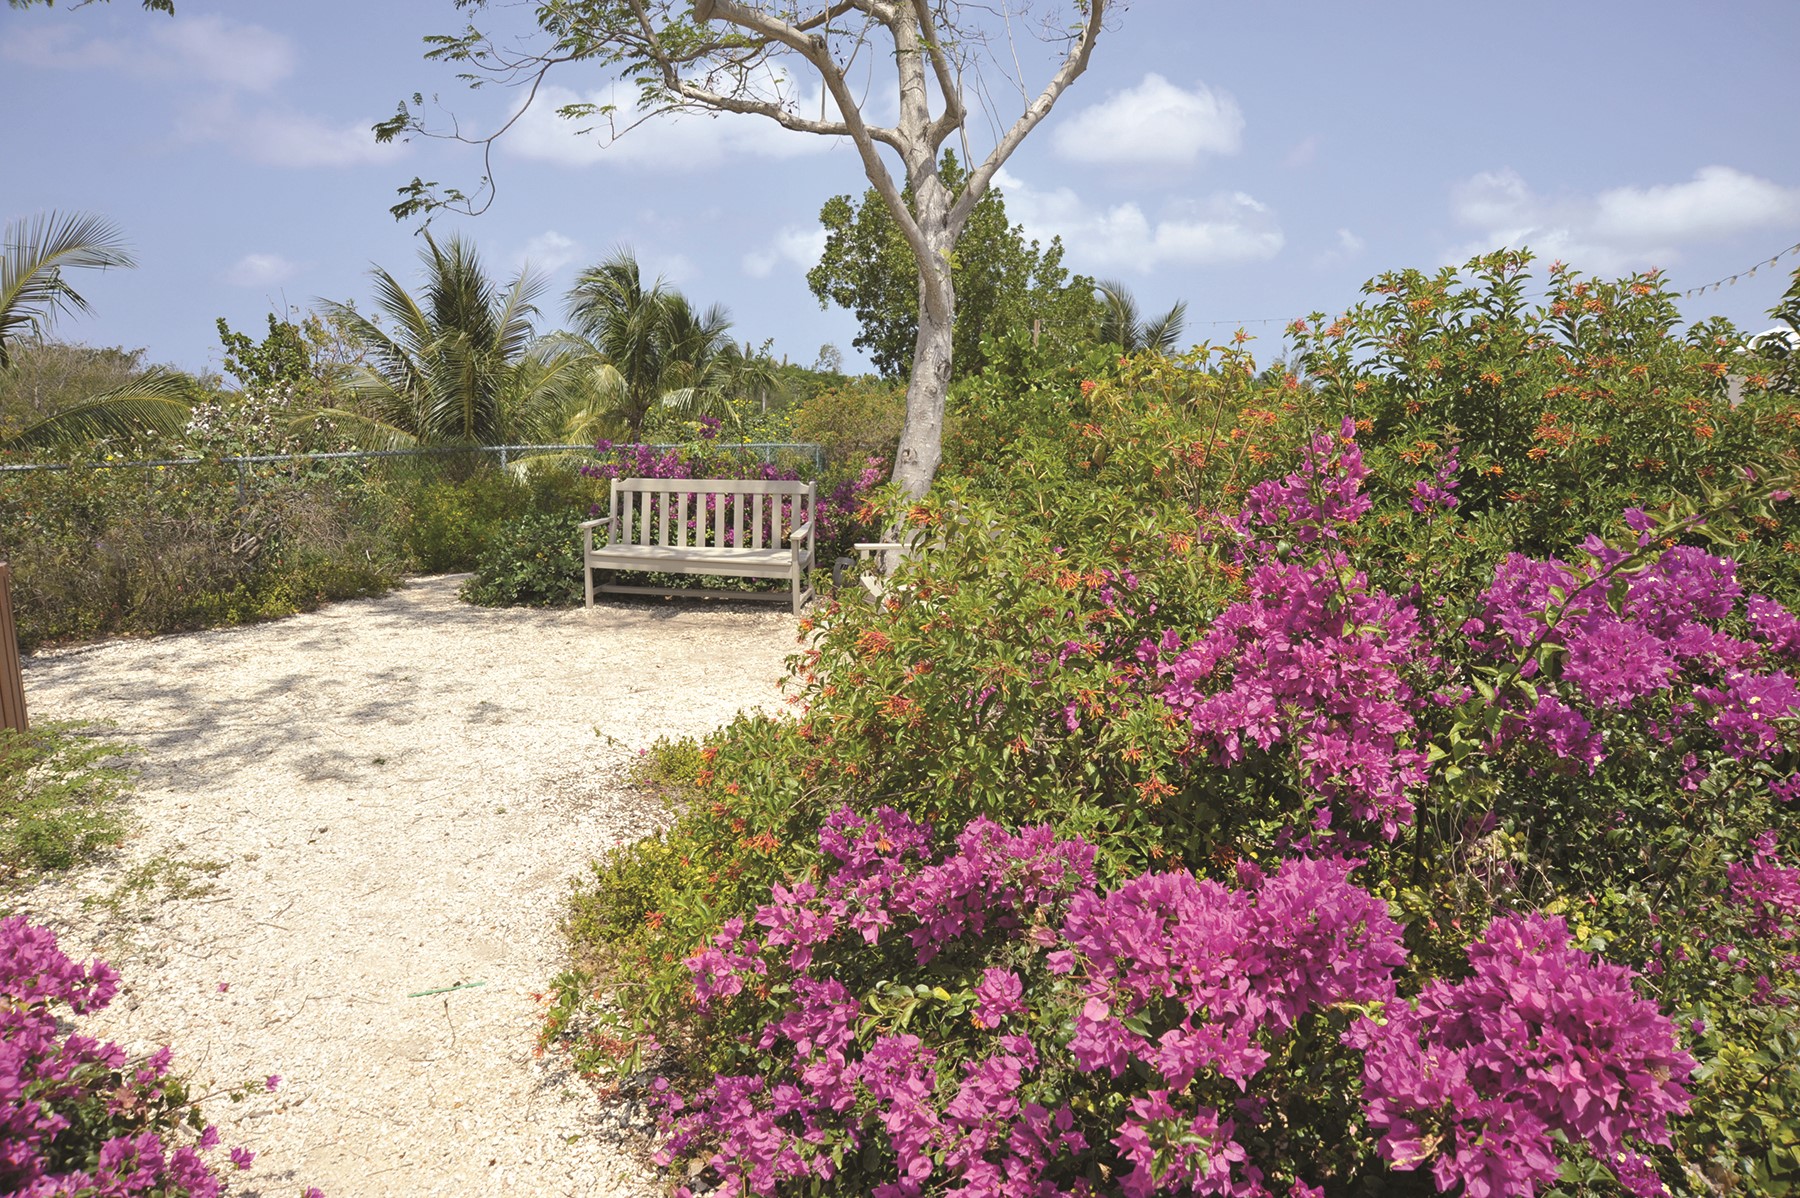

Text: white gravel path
xmin=13 ymin=575 xmax=798 ymax=1197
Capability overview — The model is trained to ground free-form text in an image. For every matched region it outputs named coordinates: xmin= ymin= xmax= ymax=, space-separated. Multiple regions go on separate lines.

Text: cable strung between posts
xmin=1681 ymin=242 xmax=1800 ymax=297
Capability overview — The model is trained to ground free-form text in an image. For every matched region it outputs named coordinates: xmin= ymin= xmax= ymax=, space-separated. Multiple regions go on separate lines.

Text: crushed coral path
xmin=16 ymin=575 xmax=797 ymax=1198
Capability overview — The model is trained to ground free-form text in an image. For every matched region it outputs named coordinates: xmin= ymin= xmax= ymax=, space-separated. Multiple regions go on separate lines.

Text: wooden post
xmin=0 ymin=563 xmax=26 ymax=734
xmin=1032 ymin=318 xmax=1041 ymax=349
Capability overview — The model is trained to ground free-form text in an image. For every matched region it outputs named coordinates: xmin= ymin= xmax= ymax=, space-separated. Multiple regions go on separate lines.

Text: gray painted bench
xmin=580 ymin=477 xmax=817 ymax=614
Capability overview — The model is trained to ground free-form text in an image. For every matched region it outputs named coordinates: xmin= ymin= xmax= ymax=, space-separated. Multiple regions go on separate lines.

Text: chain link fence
xmin=0 ymin=441 xmax=825 ymax=487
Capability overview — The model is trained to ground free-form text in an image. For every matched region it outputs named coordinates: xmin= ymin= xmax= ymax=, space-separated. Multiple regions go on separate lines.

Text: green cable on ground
xmin=407 ymin=980 xmax=487 ymax=998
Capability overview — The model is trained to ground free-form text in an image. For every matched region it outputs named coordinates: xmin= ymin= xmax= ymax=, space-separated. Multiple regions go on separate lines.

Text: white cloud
xmin=175 ymin=99 xmax=404 ymax=168
xmin=742 ymin=226 xmax=827 ymax=278
xmin=516 ymin=231 xmax=582 ymax=274
xmin=996 ymin=170 xmax=1283 ymax=273
xmin=1052 ymin=75 xmax=1243 ymax=168
xmin=1594 ymin=167 xmax=1800 ymax=243
xmin=223 ymin=252 xmax=300 ymax=288
xmin=1284 ymin=134 xmax=1321 ymax=170
xmin=3 ymin=15 xmax=294 ymax=92
xmin=150 ymin=15 xmax=295 ymax=92
xmin=1315 ymin=227 xmax=1365 ymax=268
xmin=506 ymin=83 xmax=840 ymax=171
xmin=1448 ymin=165 xmax=1800 ymax=273
xmin=0 ymin=25 xmax=127 ymax=71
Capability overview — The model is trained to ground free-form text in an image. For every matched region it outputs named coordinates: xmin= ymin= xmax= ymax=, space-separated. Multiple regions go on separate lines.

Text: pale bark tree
xmin=377 ymin=0 xmax=1114 ymax=497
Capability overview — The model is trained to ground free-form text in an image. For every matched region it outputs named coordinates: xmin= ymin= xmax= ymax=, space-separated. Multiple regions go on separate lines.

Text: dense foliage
xmin=807 ymin=153 xmax=1103 ymax=381
xmin=556 ymin=253 xmax=1800 ymax=1197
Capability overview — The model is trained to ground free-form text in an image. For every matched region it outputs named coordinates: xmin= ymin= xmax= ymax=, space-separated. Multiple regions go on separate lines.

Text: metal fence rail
xmin=0 ymin=441 xmax=826 ymax=476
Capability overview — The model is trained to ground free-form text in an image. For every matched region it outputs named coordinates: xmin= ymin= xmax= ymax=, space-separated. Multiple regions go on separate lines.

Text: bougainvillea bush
xmin=0 ymin=915 xmax=276 ymax=1196
xmin=555 ymin=255 xmax=1800 ymax=1196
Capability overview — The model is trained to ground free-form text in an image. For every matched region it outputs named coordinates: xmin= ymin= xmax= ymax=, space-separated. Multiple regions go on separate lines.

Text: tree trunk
xmin=891 ymin=183 xmax=957 ymax=500
xmin=892 ymin=287 xmax=953 ymax=498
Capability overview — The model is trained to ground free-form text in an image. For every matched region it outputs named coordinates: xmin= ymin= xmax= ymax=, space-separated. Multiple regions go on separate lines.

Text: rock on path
xmin=15 ymin=575 xmax=798 ymax=1197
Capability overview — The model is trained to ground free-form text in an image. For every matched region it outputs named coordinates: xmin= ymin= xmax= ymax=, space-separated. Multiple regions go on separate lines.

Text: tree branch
xmin=909 ymin=0 xmax=967 ymax=147
xmin=674 ymin=0 xmax=936 ymax=284
xmin=950 ymin=0 xmax=1106 ymax=230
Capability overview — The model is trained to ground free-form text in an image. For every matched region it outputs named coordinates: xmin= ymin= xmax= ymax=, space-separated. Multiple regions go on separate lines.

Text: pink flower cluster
xmin=1473 ymin=534 xmax=1800 ymax=781
xmin=1 ymin=916 xmax=232 ymax=1197
xmin=1728 ymin=830 xmax=1800 ymax=937
xmin=1351 ymin=913 xmax=1695 ymax=1198
xmin=1409 ymin=444 xmax=1461 ymax=515
xmin=658 ymin=812 xmax=1693 ymax=1198
xmin=1227 ymin=417 xmax=1372 ymax=543
xmin=659 ymin=809 xmax=1097 ymax=1198
xmin=1058 ymin=856 xmax=1407 ymax=1197
xmin=1149 ymin=420 xmax=1430 ymax=839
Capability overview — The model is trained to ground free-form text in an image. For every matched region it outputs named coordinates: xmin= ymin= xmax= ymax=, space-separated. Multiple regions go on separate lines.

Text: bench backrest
xmin=605 ymin=477 xmax=816 ymax=552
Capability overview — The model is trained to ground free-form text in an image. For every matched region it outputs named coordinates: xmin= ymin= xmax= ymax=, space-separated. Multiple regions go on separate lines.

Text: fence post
xmin=0 ymin=563 xmax=26 ymax=734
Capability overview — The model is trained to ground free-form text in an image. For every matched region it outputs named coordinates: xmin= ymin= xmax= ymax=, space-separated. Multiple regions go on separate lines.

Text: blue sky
xmin=4 ymin=0 xmax=1798 ymax=380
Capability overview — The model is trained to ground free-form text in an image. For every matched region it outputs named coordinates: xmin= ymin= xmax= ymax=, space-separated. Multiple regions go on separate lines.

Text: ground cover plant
xmin=0 ymin=722 xmax=133 ymax=886
xmin=555 ymin=255 xmax=1800 ymax=1197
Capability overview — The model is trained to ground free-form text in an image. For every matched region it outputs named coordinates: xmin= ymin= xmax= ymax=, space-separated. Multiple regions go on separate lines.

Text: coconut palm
xmin=1096 ymin=278 xmax=1188 ymax=356
xmin=1 ymin=212 xmax=137 ymax=368
xmin=317 ymin=232 xmax=567 ymax=447
xmin=563 ymin=249 xmax=748 ymax=438
xmin=0 ymin=368 xmax=193 ymax=452
xmin=0 ymin=212 xmax=193 ymax=450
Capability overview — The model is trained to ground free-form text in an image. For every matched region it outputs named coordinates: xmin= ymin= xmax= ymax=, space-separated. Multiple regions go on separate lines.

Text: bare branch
xmin=910 ymin=0 xmax=968 ymax=146
xmin=950 ymin=0 xmax=1105 ymax=230
xmin=679 ymin=0 xmax=938 ymax=281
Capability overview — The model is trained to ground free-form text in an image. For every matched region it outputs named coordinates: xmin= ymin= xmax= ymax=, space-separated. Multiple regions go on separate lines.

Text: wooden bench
xmin=580 ymin=477 xmax=817 ymax=614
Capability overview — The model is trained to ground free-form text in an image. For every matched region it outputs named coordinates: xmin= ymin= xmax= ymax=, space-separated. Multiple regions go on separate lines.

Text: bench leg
xmin=584 ymin=559 xmax=594 ymax=609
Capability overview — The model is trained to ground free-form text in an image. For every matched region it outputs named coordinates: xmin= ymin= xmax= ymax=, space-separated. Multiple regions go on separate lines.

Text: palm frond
xmin=0 ymin=211 xmax=137 ymax=367
xmin=0 ymin=368 xmax=189 ymax=452
xmin=290 ymin=407 xmax=421 ymax=451
xmin=1143 ymin=299 xmax=1189 ymax=355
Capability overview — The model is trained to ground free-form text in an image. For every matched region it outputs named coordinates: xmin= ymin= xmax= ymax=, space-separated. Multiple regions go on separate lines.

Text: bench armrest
xmin=579 ymin=515 xmax=612 ymax=557
xmin=787 ymin=520 xmax=814 ymax=546
xmin=853 ymin=541 xmax=905 ymax=552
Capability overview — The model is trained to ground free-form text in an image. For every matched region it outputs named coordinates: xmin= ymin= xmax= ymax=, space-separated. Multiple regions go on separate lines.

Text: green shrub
xmin=792 ymin=379 xmax=907 ymax=468
xmin=0 ymin=722 xmax=133 ymax=884
xmin=393 ymin=466 xmax=530 ymax=573
xmin=0 ymin=460 xmax=407 ymax=651
xmin=460 ymin=509 xmax=586 ymax=606
xmin=551 ymin=252 xmax=1800 ymax=1196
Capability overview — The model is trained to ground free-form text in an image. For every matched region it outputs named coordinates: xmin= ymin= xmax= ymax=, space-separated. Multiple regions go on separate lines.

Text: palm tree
xmin=2 ymin=212 xmax=136 ymax=368
xmin=0 ymin=212 xmax=192 ymax=451
xmin=563 ymin=249 xmax=747 ymax=438
xmin=1096 ymin=279 xmax=1188 ymax=356
xmin=318 ymin=232 xmax=564 ymax=447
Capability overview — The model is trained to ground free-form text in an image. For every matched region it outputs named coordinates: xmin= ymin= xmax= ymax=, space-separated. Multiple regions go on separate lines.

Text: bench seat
xmin=586 ymin=545 xmax=794 ymax=574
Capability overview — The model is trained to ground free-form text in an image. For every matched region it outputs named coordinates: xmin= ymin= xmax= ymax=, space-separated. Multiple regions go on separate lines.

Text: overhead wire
xmin=1680 ymin=242 xmax=1800 ymax=297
